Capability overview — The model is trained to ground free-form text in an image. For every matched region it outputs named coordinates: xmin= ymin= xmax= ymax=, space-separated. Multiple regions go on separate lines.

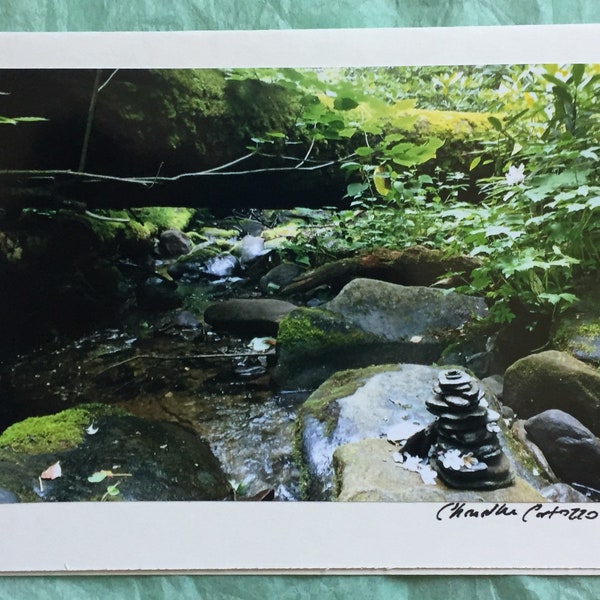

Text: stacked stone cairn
xmin=427 ymin=369 xmax=514 ymax=490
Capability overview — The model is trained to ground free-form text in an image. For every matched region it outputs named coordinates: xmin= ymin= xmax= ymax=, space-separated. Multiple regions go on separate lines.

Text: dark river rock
xmin=0 ymin=414 xmax=231 ymax=502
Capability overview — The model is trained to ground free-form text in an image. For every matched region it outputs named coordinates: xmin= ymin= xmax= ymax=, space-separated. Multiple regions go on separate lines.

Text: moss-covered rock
xmin=503 ymin=350 xmax=600 ymax=435
xmin=274 ymin=279 xmax=487 ymax=390
xmin=0 ymin=411 xmax=231 ymax=502
xmin=274 ymin=307 xmax=381 ymax=390
xmin=0 ymin=404 xmax=124 ymax=455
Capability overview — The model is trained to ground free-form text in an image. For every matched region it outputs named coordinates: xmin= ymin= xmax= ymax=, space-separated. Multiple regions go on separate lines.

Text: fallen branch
xmin=0 ymin=149 xmax=354 ymax=187
xmin=95 ymin=350 xmax=275 ymax=377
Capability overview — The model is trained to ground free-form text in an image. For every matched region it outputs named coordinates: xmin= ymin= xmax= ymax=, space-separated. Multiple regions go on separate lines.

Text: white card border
xmin=1 ymin=25 xmax=600 ymax=574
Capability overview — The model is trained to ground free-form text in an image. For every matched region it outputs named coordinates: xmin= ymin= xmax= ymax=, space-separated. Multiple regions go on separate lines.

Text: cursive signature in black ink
xmin=436 ymin=502 xmax=519 ymax=521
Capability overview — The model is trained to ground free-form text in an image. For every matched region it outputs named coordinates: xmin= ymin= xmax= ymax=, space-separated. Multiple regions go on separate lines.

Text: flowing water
xmin=1 ymin=301 xmax=304 ymax=501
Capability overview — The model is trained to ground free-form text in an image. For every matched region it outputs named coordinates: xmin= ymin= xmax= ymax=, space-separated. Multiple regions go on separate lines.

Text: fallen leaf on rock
xmin=88 ymin=470 xmax=111 ymax=483
xmin=391 ymin=451 xmax=404 ymax=463
xmin=386 ymin=422 xmax=423 ymax=443
xmin=88 ymin=470 xmax=132 ymax=483
xmin=248 ymin=337 xmax=277 ymax=352
xmin=396 ymin=452 xmax=438 ymax=485
xmin=40 ymin=461 xmax=62 ymax=480
xmin=418 ymin=465 xmax=438 ymax=485
xmin=85 ymin=423 xmax=99 ymax=435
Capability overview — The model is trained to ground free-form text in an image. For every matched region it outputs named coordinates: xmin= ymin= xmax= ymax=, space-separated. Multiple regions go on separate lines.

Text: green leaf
xmin=488 ymin=116 xmax=504 ymax=132
xmin=346 ymin=182 xmax=368 ymax=197
xmin=0 ymin=116 xmax=46 ymax=125
xmin=88 ymin=471 xmax=110 ymax=483
xmin=586 ymin=196 xmax=600 ymax=210
xmin=354 ymin=146 xmax=374 ymax=157
xmin=469 ymin=156 xmax=481 ymax=171
xmin=384 ymin=133 xmax=405 ymax=143
xmin=333 ymin=96 xmax=359 ymax=111
xmin=338 ymin=127 xmax=357 ymax=138
xmin=106 ymin=484 xmax=121 ymax=496
xmin=360 ymin=123 xmax=383 ymax=135
xmin=569 ymin=64 xmax=585 ymax=87
xmin=266 ymin=131 xmax=286 ymax=138
xmin=539 ymin=292 xmax=578 ymax=306
xmin=542 ymin=73 xmax=569 ymax=89
xmin=511 ymin=142 xmax=523 ymax=156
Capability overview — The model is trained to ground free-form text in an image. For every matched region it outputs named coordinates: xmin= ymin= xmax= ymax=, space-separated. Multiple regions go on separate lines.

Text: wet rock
xmin=503 ymin=350 xmax=600 ymax=435
xmin=0 ymin=488 xmax=18 ymax=503
xmin=0 ymin=413 xmax=231 ymax=502
xmin=204 ymin=298 xmax=297 ymax=337
xmin=158 ymin=229 xmax=193 ymax=258
xmin=295 ymin=363 xmax=543 ymax=500
xmin=273 ymin=308 xmax=381 ymax=390
xmin=233 ymin=235 xmax=268 ymax=265
xmin=260 ymin=262 xmax=305 ymax=294
xmin=482 ymin=374 xmax=504 ymax=401
xmin=274 ymin=279 xmax=487 ymax=390
xmin=231 ymin=218 xmax=265 ymax=237
xmin=167 ymin=246 xmax=222 ymax=281
xmin=524 ymin=409 xmax=600 ymax=491
xmin=333 ymin=439 xmax=545 ymax=502
xmin=326 ymin=279 xmax=487 ymax=339
xmin=541 ymin=483 xmax=593 ymax=503
xmin=136 ymin=277 xmax=182 ymax=311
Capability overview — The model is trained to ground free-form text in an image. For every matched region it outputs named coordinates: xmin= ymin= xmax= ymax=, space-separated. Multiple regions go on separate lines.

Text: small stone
xmin=438 ymin=369 xmax=472 ymax=387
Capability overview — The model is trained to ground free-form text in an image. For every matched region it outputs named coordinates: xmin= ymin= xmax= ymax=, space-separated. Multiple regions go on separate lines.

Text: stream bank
xmin=1 ymin=206 xmax=599 ymax=503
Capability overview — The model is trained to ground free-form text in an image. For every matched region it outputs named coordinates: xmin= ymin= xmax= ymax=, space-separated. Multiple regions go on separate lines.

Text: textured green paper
xmin=0 ymin=0 xmax=599 ymax=31
xmin=1 ymin=0 xmax=600 ymax=597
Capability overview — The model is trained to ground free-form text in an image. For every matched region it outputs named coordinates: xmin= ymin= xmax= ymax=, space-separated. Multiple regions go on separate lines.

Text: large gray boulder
xmin=325 ymin=278 xmax=487 ymax=339
xmin=274 ymin=278 xmax=487 ymax=389
xmin=524 ymin=409 xmax=600 ymax=492
xmin=295 ymin=363 xmax=547 ymax=500
xmin=503 ymin=350 xmax=600 ymax=435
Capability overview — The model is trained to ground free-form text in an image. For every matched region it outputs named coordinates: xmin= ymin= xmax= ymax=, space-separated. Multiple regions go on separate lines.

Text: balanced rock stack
xmin=426 ymin=369 xmax=514 ymax=490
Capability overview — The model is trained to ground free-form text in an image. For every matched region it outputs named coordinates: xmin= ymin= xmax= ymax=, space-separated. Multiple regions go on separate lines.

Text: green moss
xmin=200 ymin=227 xmax=239 ymax=239
xmin=0 ymin=404 xmax=125 ymax=455
xmin=292 ymin=422 xmax=312 ymax=500
xmin=134 ymin=207 xmax=195 ymax=233
xmin=101 ymin=69 xmax=302 ymax=168
xmin=277 ymin=307 xmax=377 ymax=354
xmin=402 ymin=108 xmax=494 ymax=140
xmin=501 ymin=424 xmax=552 ymax=486
xmin=553 ymin=318 xmax=600 ymax=357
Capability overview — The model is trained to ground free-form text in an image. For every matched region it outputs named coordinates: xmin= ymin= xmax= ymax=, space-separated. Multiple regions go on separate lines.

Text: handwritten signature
xmin=436 ymin=502 xmax=599 ymax=523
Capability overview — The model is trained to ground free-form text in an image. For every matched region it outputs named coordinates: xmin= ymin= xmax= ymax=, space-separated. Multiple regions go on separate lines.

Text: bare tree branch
xmin=0 ymin=149 xmax=355 ymax=187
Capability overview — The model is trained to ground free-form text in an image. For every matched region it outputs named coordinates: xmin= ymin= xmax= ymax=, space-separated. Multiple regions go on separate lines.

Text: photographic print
xmin=0 ymin=27 xmax=599 ymax=574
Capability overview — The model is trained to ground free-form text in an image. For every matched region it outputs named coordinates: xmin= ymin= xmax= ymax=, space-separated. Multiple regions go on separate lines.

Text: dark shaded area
xmin=0 ymin=69 xmax=349 ymax=211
